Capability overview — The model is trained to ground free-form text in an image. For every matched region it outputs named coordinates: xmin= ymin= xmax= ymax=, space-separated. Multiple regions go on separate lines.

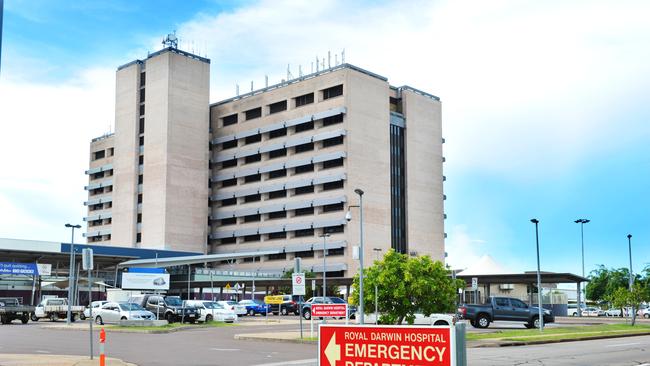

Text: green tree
xmin=608 ymin=283 xmax=649 ymax=326
xmin=350 ymin=249 xmax=464 ymax=325
xmin=585 ymin=265 xmax=609 ymax=301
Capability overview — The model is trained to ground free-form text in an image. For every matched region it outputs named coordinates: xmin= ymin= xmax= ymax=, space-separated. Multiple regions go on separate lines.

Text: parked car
xmin=81 ymin=301 xmax=108 ymax=320
xmin=129 ymin=294 xmax=198 ymax=323
xmin=270 ymin=295 xmax=300 ymax=316
xmin=583 ymin=307 xmax=605 ymax=317
xmin=0 ymin=297 xmax=34 ymax=324
xmin=360 ymin=312 xmax=456 ymax=326
xmin=604 ymin=308 xmax=622 ymax=317
xmin=185 ymin=300 xmax=237 ymax=323
xmin=31 ymin=298 xmax=85 ymax=322
xmin=567 ymin=304 xmax=585 ymax=316
xmin=638 ymin=307 xmax=650 ymax=318
xmin=457 ymin=297 xmax=555 ymax=329
xmin=239 ymin=299 xmax=271 ymax=316
xmin=94 ymin=302 xmax=155 ymax=325
xmin=301 ymin=297 xmax=357 ymax=320
xmin=217 ymin=301 xmax=247 ymax=317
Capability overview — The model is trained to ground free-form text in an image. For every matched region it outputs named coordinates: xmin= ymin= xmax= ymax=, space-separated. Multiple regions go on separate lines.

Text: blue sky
xmin=1 ymin=0 xmax=648 ymax=277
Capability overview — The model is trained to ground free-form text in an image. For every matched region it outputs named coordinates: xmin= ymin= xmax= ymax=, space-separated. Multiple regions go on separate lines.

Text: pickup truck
xmin=0 ymin=298 xmax=34 ymax=324
xmin=31 ymin=298 xmax=85 ymax=322
xmin=457 ymin=296 xmax=554 ymax=329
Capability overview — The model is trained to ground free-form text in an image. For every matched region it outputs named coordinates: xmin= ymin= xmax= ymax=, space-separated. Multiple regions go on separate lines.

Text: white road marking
xmin=251 ymin=358 xmax=317 ymax=366
xmin=35 ymin=350 xmax=51 ymax=354
xmin=605 ymin=342 xmax=641 ymax=347
xmin=210 ymin=348 xmax=240 ymax=351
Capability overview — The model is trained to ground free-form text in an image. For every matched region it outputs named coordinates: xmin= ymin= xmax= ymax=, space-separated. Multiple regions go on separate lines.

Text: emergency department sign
xmin=318 ymin=324 xmax=454 ymax=366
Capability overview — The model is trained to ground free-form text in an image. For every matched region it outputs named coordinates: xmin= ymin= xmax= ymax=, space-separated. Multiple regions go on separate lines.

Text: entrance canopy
xmin=456 ymin=272 xmax=588 ymax=285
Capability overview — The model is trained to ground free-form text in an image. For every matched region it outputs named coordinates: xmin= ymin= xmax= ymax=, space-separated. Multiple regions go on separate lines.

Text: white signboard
xmin=36 ymin=263 xmax=52 ymax=276
xmin=471 ymin=277 xmax=478 ymax=290
xmin=292 ymin=272 xmax=306 ymax=295
xmin=82 ymin=248 xmax=94 ymax=270
xmin=121 ymin=272 xmax=170 ymax=290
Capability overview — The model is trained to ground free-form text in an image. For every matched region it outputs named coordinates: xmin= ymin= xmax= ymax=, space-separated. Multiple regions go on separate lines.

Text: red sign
xmin=319 ymin=324 xmax=453 ymax=366
xmin=312 ymin=304 xmax=347 ymax=317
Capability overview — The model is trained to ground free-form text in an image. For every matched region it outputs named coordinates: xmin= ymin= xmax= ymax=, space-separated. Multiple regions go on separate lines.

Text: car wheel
xmin=205 ymin=315 xmax=213 ymax=322
xmin=0 ymin=315 xmax=8 ymax=324
xmin=95 ymin=316 xmax=103 ymax=325
xmin=31 ymin=314 xmax=39 ymax=322
xmin=294 ymin=311 xmax=300 ymax=316
xmin=165 ymin=313 xmax=175 ymax=323
xmin=476 ymin=314 xmax=490 ymax=329
xmin=50 ymin=313 xmax=59 ymax=322
xmin=71 ymin=314 xmax=76 ymax=323
xmin=303 ymin=310 xmax=311 ymax=320
xmin=433 ymin=320 xmax=449 ymax=326
xmin=281 ymin=307 xmax=288 ymax=316
xmin=532 ymin=316 xmax=540 ymax=328
xmin=121 ymin=317 xmax=127 ymax=321
xmin=21 ymin=314 xmax=29 ymax=324
xmin=248 ymin=309 xmax=255 ymax=316
xmin=644 ymin=314 xmax=650 ymax=319
xmin=80 ymin=313 xmax=86 ymax=320
xmin=572 ymin=312 xmax=577 ymax=317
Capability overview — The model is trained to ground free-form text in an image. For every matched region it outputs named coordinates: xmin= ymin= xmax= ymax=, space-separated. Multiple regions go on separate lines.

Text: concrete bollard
xmin=455 ymin=322 xmax=467 ymax=366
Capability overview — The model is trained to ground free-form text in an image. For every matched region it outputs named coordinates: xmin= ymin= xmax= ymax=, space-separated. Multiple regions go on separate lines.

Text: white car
xmin=217 ymin=301 xmax=247 ymax=317
xmin=94 ymin=302 xmax=156 ymax=325
xmin=583 ymin=307 xmax=605 ymax=317
xmin=186 ymin=300 xmax=237 ymax=323
xmin=358 ymin=313 xmax=456 ymax=326
xmin=638 ymin=307 xmax=650 ymax=318
xmin=81 ymin=301 xmax=108 ymax=320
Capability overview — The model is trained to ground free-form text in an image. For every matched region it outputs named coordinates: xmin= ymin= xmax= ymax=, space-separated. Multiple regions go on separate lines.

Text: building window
xmin=322 ymin=114 xmax=343 ymax=126
xmin=136 ymin=233 xmax=142 ymax=243
xmin=295 ymin=121 xmax=314 ymax=133
xmin=294 ymin=250 xmax=314 ymax=258
xmin=389 ymin=97 xmax=403 ymax=113
xmin=137 ymin=194 xmax=143 ymax=203
xmin=221 ymin=217 xmax=236 ymax=225
xmin=322 ymin=158 xmax=344 ymax=170
xmin=244 ymin=194 xmax=261 ymax=203
xmin=294 ymin=93 xmax=314 ymax=107
xmin=245 ymin=154 xmax=261 ymax=164
xmin=322 ymin=136 xmax=344 ymax=148
xmin=323 ymin=180 xmax=344 ymax=191
xmin=269 ymin=169 xmax=287 ymax=179
xmin=91 ymin=171 xmax=105 ymax=180
xmin=221 ymin=197 xmax=237 ymax=206
xmin=294 ymin=228 xmax=314 ymax=237
xmin=269 ymin=128 xmax=287 ymax=139
xmin=295 ymin=207 xmax=314 ymax=216
xmin=269 ymin=148 xmax=287 ymax=159
xmin=268 ymin=190 xmax=287 ymax=199
xmin=295 ymin=185 xmax=314 ymax=195
xmin=139 ymin=155 xmax=144 ymax=165
xmin=93 ymin=150 xmax=105 ymax=160
xmin=323 ymin=225 xmax=344 ymax=234
xmin=268 ymin=211 xmax=287 ymax=219
xmin=222 ymin=114 xmax=238 ymax=126
xmin=267 ymin=251 xmax=287 ymax=259
xmin=138 ymin=175 xmax=143 ymax=184
xmin=221 ymin=158 xmax=237 ymax=168
xmin=244 ymin=214 xmax=261 ymax=223
xmin=222 ymin=140 xmax=237 ymax=150
xmin=243 ymin=235 xmax=261 ymax=242
xmin=139 ymin=88 xmax=145 ymax=103
xmin=139 ymin=118 xmax=145 ymax=134
xmin=322 ymin=202 xmax=344 ymax=212
xmin=322 ymin=84 xmax=343 ymax=100
xmin=327 ymin=247 xmax=344 ymax=256
xmin=244 ymin=174 xmax=261 ymax=183
xmin=136 ymin=213 xmax=142 ymax=223
xmin=108 ymin=148 xmax=114 ymax=156
xmin=139 ymin=72 xmax=146 ymax=87
xmin=220 ymin=237 xmax=236 ymax=244
xmin=221 ymin=178 xmax=237 ymax=187
xmin=269 ymin=100 xmax=287 ymax=114
xmin=245 ymin=107 xmax=262 ymax=120
xmin=294 ymin=142 xmax=314 ymax=153
xmin=139 ymin=136 xmax=144 ymax=146
xmin=245 ymin=134 xmax=262 ymax=144
xmin=294 ymin=164 xmax=314 ymax=174
xmin=390 ymin=124 xmax=407 ymax=254
xmin=139 ymin=104 xmax=145 ymax=116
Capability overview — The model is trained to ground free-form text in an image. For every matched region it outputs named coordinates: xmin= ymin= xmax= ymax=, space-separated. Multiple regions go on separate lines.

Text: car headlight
xmin=544 ymin=310 xmax=551 ymax=315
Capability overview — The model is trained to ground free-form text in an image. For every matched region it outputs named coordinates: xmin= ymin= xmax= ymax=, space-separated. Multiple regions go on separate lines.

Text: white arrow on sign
xmin=324 ymin=332 xmax=340 ymax=365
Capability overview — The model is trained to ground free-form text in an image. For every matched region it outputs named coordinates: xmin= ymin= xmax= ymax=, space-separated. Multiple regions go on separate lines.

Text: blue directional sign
xmin=0 ymin=262 xmax=38 ymax=275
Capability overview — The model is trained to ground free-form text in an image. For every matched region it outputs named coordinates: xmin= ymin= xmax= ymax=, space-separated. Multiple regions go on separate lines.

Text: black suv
xmin=129 ymin=294 xmax=198 ymax=323
xmin=270 ymin=295 xmax=300 ymax=316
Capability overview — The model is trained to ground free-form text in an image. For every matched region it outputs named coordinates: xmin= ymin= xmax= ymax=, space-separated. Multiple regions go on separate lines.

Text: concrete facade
xmin=84 ymin=48 xmax=445 ymax=276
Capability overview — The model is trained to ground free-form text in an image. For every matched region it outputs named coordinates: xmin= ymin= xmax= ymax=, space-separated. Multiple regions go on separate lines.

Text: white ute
xmin=31 ymin=298 xmax=85 ymax=322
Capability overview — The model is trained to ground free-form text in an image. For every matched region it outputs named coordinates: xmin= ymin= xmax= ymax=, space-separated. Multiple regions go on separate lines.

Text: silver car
xmin=95 ymin=302 xmax=156 ymax=325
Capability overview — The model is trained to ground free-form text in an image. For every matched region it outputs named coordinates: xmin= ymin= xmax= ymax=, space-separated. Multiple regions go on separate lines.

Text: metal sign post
xmin=294 ymin=258 xmax=304 ymax=339
xmin=82 ymin=248 xmax=94 ymax=360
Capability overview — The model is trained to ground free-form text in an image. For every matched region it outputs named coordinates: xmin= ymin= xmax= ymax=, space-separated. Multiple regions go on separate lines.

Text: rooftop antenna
xmin=265 ymin=75 xmax=268 ymax=88
xmin=322 ymin=57 xmax=325 ymax=70
xmin=236 ymin=84 xmax=240 ymax=96
xmin=250 ymin=81 xmax=254 ymax=92
xmin=287 ymin=64 xmax=293 ymax=80
xmin=335 ymin=54 xmax=339 ymax=66
xmin=342 ymin=48 xmax=345 ymax=63
xmin=299 ymin=65 xmax=303 ymax=78
xmin=316 ymin=56 xmax=320 ymax=72
xmin=162 ymin=31 xmax=178 ymax=49
xmin=328 ymin=51 xmax=331 ymax=68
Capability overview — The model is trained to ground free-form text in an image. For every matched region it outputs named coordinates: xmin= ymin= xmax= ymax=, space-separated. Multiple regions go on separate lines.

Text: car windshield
xmin=204 ymin=302 xmax=222 ymax=309
xmin=165 ymin=297 xmax=182 ymax=306
xmin=329 ymin=297 xmax=346 ymax=303
xmin=119 ymin=303 xmax=144 ymax=311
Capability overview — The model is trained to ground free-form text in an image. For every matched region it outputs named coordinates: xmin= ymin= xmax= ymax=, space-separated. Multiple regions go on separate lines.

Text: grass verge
xmin=109 ymin=321 xmax=238 ymax=332
xmin=467 ymin=323 xmax=650 ymax=342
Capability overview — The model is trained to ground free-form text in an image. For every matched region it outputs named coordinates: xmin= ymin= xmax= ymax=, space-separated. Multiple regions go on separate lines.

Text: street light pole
xmin=355 ymin=189 xmax=365 ymax=325
xmin=65 ymin=223 xmax=81 ymax=325
xmin=530 ymin=219 xmax=543 ymax=331
xmin=320 ymin=233 xmax=330 ymax=299
xmin=627 ymin=234 xmax=635 ymax=323
xmin=574 ymin=219 xmax=590 ymax=317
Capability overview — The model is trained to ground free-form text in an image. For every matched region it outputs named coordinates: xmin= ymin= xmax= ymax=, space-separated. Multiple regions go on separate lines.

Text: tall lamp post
xmin=346 ymin=188 xmax=365 ymax=324
xmin=530 ymin=219 xmax=543 ymax=331
xmin=65 ymin=223 xmax=81 ymax=325
xmin=319 ymin=233 xmax=330 ymax=298
xmin=574 ymin=218 xmax=590 ymax=317
xmin=627 ymin=234 xmax=636 ymax=323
